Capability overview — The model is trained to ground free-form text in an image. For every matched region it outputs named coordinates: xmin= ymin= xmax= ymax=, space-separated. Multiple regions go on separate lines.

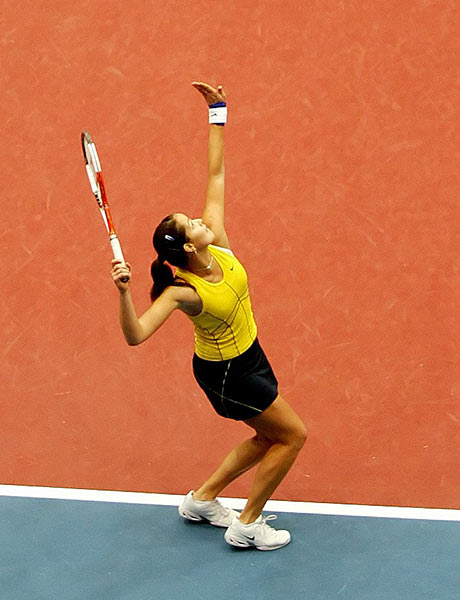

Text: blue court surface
xmin=1 ymin=491 xmax=459 ymax=600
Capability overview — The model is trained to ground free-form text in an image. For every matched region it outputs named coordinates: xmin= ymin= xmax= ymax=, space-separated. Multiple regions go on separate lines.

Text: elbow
xmin=125 ymin=334 xmax=143 ymax=346
xmin=122 ymin=324 xmax=146 ymax=346
xmin=208 ymin=168 xmax=225 ymax=180
xmin=126 ymin=329 xmax=151 ymax=346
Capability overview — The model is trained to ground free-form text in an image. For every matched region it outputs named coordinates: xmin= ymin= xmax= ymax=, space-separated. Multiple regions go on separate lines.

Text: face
xmin=174 ymin=213 xmax=215 ymax=251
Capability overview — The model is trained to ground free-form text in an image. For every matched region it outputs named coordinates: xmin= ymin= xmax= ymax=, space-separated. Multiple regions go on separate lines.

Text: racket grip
xmin=110 ymin=235 xmax=130 ymax=283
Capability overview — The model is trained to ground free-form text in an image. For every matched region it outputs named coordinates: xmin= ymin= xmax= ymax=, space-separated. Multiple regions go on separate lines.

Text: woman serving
xmin=111 ymin=82 xmax=307 ymax=551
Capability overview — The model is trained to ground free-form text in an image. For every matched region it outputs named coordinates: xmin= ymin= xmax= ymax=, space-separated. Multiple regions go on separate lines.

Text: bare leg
xmin=238 ymin=394 xmax=307 ymax=524
xmin=193 ymin=393 xmax=306 ymax=516
xmin=193 ymin=433 xmax=273 ymax=501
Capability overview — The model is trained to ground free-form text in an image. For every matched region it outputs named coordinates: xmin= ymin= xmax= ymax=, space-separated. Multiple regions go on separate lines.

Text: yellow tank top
xmin=175 ymin=245 xmax=258 ymax=361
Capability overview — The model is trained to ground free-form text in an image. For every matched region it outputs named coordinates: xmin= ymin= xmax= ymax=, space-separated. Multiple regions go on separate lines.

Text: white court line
xmin=0 ymin=484 xmax=459 ymax=522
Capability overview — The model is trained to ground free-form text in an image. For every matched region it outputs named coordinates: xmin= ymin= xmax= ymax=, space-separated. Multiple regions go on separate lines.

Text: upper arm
xmin=201 ymin=172 xmax=231 ymax=249
xmin=136 ymin=286 xmax=191 ymax=342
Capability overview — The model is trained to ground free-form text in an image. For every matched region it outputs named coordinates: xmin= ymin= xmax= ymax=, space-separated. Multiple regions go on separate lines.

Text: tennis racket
xmin=81 ymin=131 xmax=129 ymax=282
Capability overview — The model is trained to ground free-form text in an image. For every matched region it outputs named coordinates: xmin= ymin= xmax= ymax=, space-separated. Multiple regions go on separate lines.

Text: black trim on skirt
xmin=192 ymin=338 xmax=279 ymax=421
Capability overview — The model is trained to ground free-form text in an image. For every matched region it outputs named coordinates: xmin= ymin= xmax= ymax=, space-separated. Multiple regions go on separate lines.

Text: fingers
xmin=191 ymin=82 xmax=212 ymax=98
xmin=191 ymin=81 xmax=226 ymax=103
xmin=111 ymin=259 xmax=131 ymax=270
xmin=111 ymin=260 xmax=132 ymax=288
xmin=112 ymin=264 xmax=131 ymax=277
xmin=217 ymin=85 xmax=226 ymax=100
xmin=191 ymin=81 xmax=223 ymax=95
xmin=192 ymin=81 xmax=212 ymax=90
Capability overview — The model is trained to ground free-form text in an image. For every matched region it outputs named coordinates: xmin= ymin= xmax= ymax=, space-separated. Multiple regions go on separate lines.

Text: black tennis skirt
xmin=192 ymin=338 xmax=279 ymax=421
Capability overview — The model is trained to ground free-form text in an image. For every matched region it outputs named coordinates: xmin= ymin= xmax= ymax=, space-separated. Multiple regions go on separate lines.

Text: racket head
xmin=81 ymin=130 xmax=95 ymax=165
xmin=81 ymin=130 xmax=115 ymax=234
xmin=81 ymin=131 xmax=103 ymax=208
xmin=81 ymin=131 xmax=129 ymax=282
xmin=81 ymin=130 xmax=101 ymax=170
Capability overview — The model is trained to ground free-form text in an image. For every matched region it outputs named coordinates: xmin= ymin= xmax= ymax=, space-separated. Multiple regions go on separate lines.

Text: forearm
xmin=208 ymin=124 xmax=225 ymax=176
xmin=118 ymin=289 xmax=144 ymax=345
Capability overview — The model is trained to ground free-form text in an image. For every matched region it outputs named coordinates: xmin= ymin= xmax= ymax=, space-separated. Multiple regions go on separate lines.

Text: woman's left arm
xmin=192 ymin=81 xmax=230 ymax=249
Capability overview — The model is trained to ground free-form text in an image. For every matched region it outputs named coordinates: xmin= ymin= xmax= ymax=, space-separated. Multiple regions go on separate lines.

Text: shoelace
xmin=205 ymin=498 xmax=230 ymax=517
xmin=215 ymin=500 xmax=232 ymax=518
xmin=259 ymin=514 xmax=278 ymax=534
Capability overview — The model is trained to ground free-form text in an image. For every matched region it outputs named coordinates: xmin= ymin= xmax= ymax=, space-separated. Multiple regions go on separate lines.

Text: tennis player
xmin=111 ymin=82 xmax=307 ymax=551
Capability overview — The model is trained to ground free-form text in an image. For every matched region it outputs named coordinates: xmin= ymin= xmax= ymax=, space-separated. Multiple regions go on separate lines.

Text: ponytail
xmin=150 ymin=256 xmax=195 ymax=301
xmin=150 ymin=257 xmax=175 ymax=301
xmin=150 ymin=214 xmax=194 ymax=301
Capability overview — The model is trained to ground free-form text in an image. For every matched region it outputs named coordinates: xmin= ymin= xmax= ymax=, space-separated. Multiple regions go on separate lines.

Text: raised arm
xmin=192 ymin=81 xmax=230 ymax=249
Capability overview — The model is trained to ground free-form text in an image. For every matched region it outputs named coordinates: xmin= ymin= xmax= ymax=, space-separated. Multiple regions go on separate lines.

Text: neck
xmin=190 ymin=250 xmax=214 ymax=273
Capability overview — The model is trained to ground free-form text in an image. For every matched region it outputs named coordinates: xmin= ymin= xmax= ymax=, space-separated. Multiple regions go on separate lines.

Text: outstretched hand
xmin=192 ymin=81 xmax=226 ymax=105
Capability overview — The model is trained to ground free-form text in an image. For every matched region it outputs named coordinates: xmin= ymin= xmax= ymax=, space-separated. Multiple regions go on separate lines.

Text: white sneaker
xmin=224 ymin=515 xmax=291 ymax=551
xmin=178 ymin=490 xmax=240 ymax=528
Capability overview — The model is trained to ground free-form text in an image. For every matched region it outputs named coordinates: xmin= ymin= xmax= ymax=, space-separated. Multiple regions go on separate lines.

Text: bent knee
xmin=253 ymin=432 xmax=273 ymax=447
xmin=291 ymin=423 xmax=307 ymax=451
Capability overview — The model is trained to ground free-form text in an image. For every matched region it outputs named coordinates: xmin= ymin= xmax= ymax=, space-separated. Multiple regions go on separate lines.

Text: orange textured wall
xmin=1 ymin=0 xmax=459 ymax=508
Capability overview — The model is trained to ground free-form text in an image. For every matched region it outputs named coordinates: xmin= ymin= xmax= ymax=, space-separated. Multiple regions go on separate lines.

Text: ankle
xmin=192 ymin=490 xmax=216 ymax=502
xmin=238 ymin=512 xmax=260 ymax=525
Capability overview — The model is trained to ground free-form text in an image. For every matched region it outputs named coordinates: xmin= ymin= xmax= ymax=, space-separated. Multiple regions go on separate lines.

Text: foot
xmin=224 ymin=514 xmax=291 ymax=551
xmin=178 ymin=490 xmax=240 ymax=528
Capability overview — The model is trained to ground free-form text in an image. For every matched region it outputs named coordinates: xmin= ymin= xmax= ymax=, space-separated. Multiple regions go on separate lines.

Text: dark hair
xmin=150 ymin=214 xmax=191 ymax=301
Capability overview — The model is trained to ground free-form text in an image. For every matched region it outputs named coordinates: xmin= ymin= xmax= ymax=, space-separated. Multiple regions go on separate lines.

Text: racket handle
xmin=110 ymin=235 xmax=130 ymax=283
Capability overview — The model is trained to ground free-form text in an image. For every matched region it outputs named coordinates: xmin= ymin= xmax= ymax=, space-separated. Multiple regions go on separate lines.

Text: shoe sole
xmin=178 ymin=507 xmax=231 ymax=528
xmin=225 ymin=535 xmax=291 ymax=551
xmin=178 ymin=507 xmax=205 ymax=522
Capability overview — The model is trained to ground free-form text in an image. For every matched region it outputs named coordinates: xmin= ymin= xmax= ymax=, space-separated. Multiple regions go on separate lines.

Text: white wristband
xmin=209 ymin=105 xmax=227 ymax=125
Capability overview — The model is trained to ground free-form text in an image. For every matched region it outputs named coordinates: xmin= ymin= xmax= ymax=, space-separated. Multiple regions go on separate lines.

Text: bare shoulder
xmin=167 ymin=281 xmax=202 ymax=316
xmin=137 ymin=283 xmax=201 ymax=340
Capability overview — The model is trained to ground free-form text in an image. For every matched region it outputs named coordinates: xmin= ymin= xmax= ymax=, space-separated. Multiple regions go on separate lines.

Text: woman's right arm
xmin=119 ymin=287 xmax=180 ymax=345
xmin=112 ymin=259 xmax=185 ymax=346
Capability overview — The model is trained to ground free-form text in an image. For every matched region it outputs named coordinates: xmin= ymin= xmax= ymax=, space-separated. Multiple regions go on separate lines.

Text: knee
xmin=291 ymin=423 xmax=307 ymax=451
xmin=253 ymin=432 xmax=273 ymax=448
